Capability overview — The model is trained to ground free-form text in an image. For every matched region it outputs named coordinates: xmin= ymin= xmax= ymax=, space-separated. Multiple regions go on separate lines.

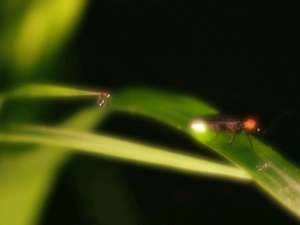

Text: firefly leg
xmin=229 ymin=132 xmax=237 ymax=145
xmin=246 ymin=133 xmax=253 ymax=149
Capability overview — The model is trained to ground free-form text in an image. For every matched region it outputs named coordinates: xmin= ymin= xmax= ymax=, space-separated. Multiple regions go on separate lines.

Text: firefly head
xmin=243 ymin=118 xmax=261 ymax=133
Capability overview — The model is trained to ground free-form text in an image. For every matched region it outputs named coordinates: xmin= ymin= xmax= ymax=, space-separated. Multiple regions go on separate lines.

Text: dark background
xmin=41 ymin=1 xmax=300 ymax=224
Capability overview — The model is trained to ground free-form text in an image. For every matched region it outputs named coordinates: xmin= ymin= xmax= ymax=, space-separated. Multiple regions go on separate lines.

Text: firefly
xmin=190 ymin=115 xmax=261 ymax=148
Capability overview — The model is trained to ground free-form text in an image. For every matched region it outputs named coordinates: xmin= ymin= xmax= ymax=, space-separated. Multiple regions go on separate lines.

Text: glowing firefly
xmin=190 ymin=120 xmax=207 ymax=133
xmin=190 ymin=115 xmax=261 ymax=148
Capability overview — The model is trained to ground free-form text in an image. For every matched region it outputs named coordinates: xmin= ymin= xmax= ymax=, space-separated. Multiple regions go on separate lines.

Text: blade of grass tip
xmin=1 ymin=124 xmax=251 ymax=181
xmin=5 ymin=83 xmax=100 ymax=99
xmin=109 ymin=87 xmax=300 ymax=219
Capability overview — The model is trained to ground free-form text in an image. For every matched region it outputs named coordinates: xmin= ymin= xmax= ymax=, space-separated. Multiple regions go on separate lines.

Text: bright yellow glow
xmin=190 ymin=120 xmax=207 ymax=133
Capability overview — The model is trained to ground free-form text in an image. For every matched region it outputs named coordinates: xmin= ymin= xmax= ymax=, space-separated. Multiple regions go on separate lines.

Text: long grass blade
xmin=4 ymin=83 xmax=99 ymax=99
xmin=0 ymin=125 xmax=251 ymax=181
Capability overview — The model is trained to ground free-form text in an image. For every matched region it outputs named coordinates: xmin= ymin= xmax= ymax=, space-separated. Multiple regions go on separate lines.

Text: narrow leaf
xmin=0 ymin=125 xmax=251 ymax=181
xmin=4 ymin=83 xmax=99 ymax=99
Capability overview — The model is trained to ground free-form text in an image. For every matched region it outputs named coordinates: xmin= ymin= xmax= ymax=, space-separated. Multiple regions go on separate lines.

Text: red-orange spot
xmin=243 ymin=118 xmax=257 ymax=131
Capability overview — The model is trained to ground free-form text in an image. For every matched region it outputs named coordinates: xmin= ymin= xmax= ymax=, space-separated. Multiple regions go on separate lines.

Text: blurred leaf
xmin=0 ymin=0 xmax=87 ymax=74
xmin=107 ymin=87 xmax=300 ymax=219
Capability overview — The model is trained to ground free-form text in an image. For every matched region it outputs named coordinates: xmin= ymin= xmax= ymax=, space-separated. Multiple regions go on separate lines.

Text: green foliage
xmin=2 ymin=84 xmax=300 ymax=224
xmin=1 ymin=0 xmax=299 ymax=224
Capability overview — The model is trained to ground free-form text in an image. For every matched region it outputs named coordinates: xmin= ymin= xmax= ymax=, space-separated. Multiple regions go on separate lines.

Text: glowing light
xmin=243 ymin=118 xmax=257 ymax=131
xmin=190 ymin=120 xmax=207 ymax=133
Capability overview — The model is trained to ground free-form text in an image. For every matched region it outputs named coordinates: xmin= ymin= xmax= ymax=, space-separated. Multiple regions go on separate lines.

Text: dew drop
xmin=97 ymin=92 xmax=111 ymax=108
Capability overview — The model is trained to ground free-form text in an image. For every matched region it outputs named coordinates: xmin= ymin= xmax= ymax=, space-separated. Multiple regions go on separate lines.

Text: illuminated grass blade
xmin=0 ymin=125 xmax=251 ymax=181
xmin=108 ymin=87 xmax=300 ymax=219
xmin=3 ymin=83 xmax=100 ymax=99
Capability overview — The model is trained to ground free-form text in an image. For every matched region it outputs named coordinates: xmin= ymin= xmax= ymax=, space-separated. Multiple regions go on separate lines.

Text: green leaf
xmin=4 ymin=83 xmax=100 ymax=99
xmin=0 ymin=0 xmax=87 ymax=74
xmin=111 ymin=87 xmax=218 ymax=129
xmin=0 ymin=124 xmax=250 ymax=181
xmin=108 ymin=87 xmax=300 ymax=219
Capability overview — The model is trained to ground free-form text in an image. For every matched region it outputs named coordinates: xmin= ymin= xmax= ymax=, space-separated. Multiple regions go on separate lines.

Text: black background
xmin=41 ymin=1 xmax=300 ymax=224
